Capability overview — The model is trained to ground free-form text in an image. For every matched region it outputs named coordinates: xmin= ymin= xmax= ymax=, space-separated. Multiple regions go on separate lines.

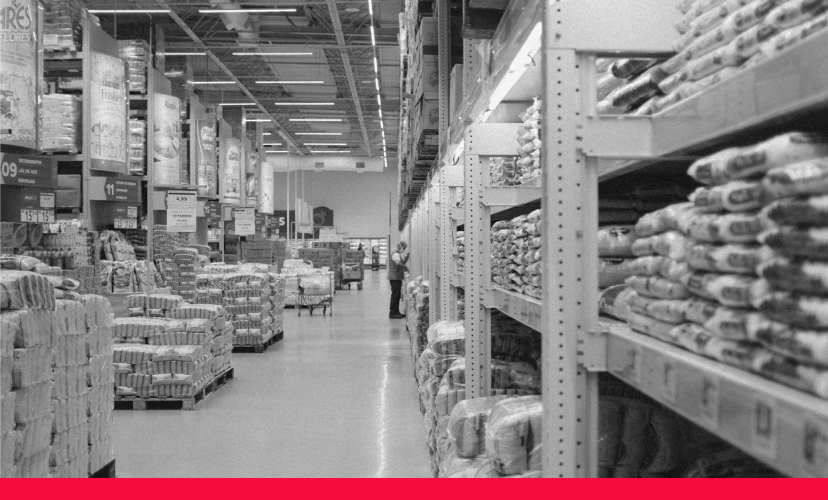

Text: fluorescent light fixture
xmin=232 ymin=52 xmax=312 ymax=56
xmin=164 ymin=71 xmax=184 ymax=77
xmin=263 ymin=132 xmax=272 ymax=136
xmin=199 ymin=8 xmax=296 ymax=14
xmin=373 ymin=57 xmax=379 ymax=73
xmin=256 ymin=80 xmax=324 ymax=84
xmin=263 ymin=143 xmax=282 ymax=146
xmin=89 ymin=9 xmax=170 ymax=14
xmin=374 ymin=78 xmax=380 ymax=91
xmin=304 ymin=143 xmax=348 ymax=146
xmin=274 ymin=102 xmax=334 ymax=106
xmin=266 ymin=150 xmax=289 ymax=153
xmin=191 ymin=81 xmax=236 ymax=85
xmin=219 ymin=102 xmax=256 ymax=106
xmin=368 ymin=0 xmax=373 ymax=16
xmin=376 ymin=95 xmax=382 ymax=105
xmin=370 ymin=25 xmax=376 ymax=46
xmin=310 ymin=150 xmax=351 ymax=154
xmin=289 ymin=118 xmax=343 ymax=122
xmin=245 ymin=118 xmax=271 ymax=122
xmin=295 ymin=132 xmax=342 ymax=136
xmin=346 ymin=7 xmax=360 ymax=12
xmin=164 ymin=52 xmax=206 ymax=56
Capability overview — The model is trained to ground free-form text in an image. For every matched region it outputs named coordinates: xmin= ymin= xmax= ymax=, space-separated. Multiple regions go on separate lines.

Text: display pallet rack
xmin=89 ymin=459 xmax=116 ymax=478
xmin=232 ymin=330 xmax=285 ymax=354
xmin=401 ymin=0 xmax=828 ymax=478
xmin=113 ymin=367 xmax=235 ymax=411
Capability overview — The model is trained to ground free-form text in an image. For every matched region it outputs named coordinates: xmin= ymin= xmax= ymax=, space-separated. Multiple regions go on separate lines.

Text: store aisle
xmin=113 ymin=273 xmax=432 ymax=477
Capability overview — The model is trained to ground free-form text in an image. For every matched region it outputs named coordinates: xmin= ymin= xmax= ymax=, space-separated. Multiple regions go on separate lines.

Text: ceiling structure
xmin=85 ymin=1 xmax=402 ymax=165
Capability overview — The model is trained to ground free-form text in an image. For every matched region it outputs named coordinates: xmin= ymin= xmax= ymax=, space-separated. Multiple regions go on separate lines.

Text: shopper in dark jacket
xmin=388 ymin=241 xmax=409 ymax=318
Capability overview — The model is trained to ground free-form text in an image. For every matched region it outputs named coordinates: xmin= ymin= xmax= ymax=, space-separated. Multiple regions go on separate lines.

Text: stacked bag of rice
xmin=209 ymin=271 xmax=281 ymax=347
xmin=42 ymin=0 xmax=87 ymax=52
xmin=597 ymin=58 xmax=666 ymax=115
xmin=125 ymin=293 xmax=184 ymax=318
xmin=112 ymin=343 xmax=211 ymax=399
xmin=619 ymin=0 xmax=828 ymax=115
xmin=171 ymin=305 xmax=233 ymax=376
xmin=40 ymin=94 xmax=82 ymax=153
xmin=454 ymin=233 xmax=465 ymax=275
xmin=406 ymin=278 xmax=430 ymax=359
xmin=490 ymin=157 xmax=518 ymax=187
xmin=515 ymin=99 xmax=542 ymax=184
xmin=118 ymin=40 xmax=151 ymax=93
xmin=623 ymin=131 xmax=828 ymax=400
xmin=83 ymin=296 xmax=115 ymax=476
xmin=128 ymin=118 xmax=147 ymax=176
xmin=490 ymin=209 xmax=542 ymax=299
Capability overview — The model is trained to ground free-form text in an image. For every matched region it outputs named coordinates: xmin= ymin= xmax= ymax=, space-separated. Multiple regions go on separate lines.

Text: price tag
xmin=20 ymin=209 xmax=38 ymax=222
xmin=127 ymin=206 xmax=138 ymax=218
xmin=40 ymin=193 xmax=55 ymax=209
xmin=661 ymin=360 xmax=678 ymax=404
xmin=802 ymin=417 xmax=828 ymax=477
xmin=234 ymin=207 xmax=256 ymax=236
xmin=699 ymin=376 xmax=720 ymax=430
xmin=114 ymin=218 xmax=137 ymax=229
xmin=752 ymin=396 xmax=777 ymax=459
xmin=38 ymin=210 xmax=55 ymax=223
xmin=167 ymin=190 xmax=197 ymax=233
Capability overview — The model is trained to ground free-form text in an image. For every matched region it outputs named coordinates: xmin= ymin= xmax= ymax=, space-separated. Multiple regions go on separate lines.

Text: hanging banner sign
xmin=246 ymin=151 xmax=259 ymax=207
xmin=195 ymin=120 xmax=216 ymax=197
xmin=90 ymin=52 xmax=128 ymax=172
xmin=0 ymin=153 xmax=57 ymax=188
xmin=152 ymin=93 xmax=181 ymax=184
xmin=258 ymin=161 xmax=274 ymax=214
xmin=0 ymin=0 xmax=37 ymax=149
xmin=167 ymin=190 xmax=197 ymax=233
xmin=222 ymin=138 xmax=241 ymax=204
xmin=233 ymin=207 xmax=255 ymax=236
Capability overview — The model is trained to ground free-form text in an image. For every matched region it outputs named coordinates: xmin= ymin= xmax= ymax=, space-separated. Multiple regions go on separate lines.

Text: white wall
xmin=273 ymin=164 xmax=400 ymax=242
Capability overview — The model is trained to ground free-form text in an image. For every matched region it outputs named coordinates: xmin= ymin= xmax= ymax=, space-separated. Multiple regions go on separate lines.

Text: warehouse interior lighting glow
xmin=266 ymin=150 xmax=289 ymax=153
xmin=274 ymin=103 xmax=334 ymax=106
xmin=191 ymin=81 xmax=236 ymax=85
xmin=289 ymin=118 xmax=343 ymax=122
xmin=89 ymin=9 xmax=170 ymax=14
xmin=263 ymin=143 xmax=282 ymax=146
xmin=366 ymin=0 xmax=387 ymax=167
xmin=233 ymin=52 xmax=313 ymax=56
xmin=219 ymin=103 xmax=255 ymax=106
xmin=245 ymin=118 xmax=271 ymax=122
xmin=199 ymin=8 xmax=296 ymax=14
xmin=262 ymin=132 xmax=272 ymax=136
xmin=256 ymin=80 xmax=324 ymax=84
xmin=295 ymin=132 xmax=342 ymax=136
xmin=304 ymin=143 xmax=348 ymax=146
xmin=311 ymin=150 xmax=351 ymax=154
xmin=163 ymin=52 xmax=206 ymax=56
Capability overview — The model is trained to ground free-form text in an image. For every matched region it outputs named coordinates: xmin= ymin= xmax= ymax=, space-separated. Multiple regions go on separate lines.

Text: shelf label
xmin=20 ymin=208 xmax=38 ymax=223
xmin=751 ymin=395 xmax=778 ymax=459
xmin=167 ymin=190 xmax=197 ymax=233
xmin=802 ymin=417 xmax=828 ymax=477
xmin=40 ymin=193 xmax=54 ymax=209
xmin=660 ymin=360 xmax=678 ymax=404
xmin=234 ymin=207 xmax=255 ymax=236
xmin=38 ymin=210 xmax=55 ymax=223
xmin=127 ymin=206 xmax=138 ymax=218
xmin=0 ymin=153 xmax=57 ymax=188
xmin=699 ymin=376 xmax=720 ymax=430
xmin=114 ymin=218 xmax=137 ymax=229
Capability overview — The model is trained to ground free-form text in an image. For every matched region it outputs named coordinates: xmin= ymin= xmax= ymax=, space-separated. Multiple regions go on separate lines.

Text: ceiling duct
xmin=207 ymin=0 xmax=258 ymax=44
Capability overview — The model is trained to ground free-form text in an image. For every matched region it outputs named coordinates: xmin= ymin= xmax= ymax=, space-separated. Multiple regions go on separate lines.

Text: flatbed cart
xmin=340 ymin=261 xmax=364 ymax=290
xmin=297 ymin=272 xmax=334 ymax=316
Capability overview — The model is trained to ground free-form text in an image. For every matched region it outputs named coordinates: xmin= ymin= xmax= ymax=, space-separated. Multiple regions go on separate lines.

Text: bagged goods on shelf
xmin=754 ymin=291 xmax=828 ymax=329
xmin=628 ymin=293 xmax=688 ymax=324
xmin=631 ymin=230 xmax=689 ymax=260
xmin=759 ymin=226 xmax=828 ymax=259
xmin=752 ymin=350 xmax=828 ymax=398
xmin=681 ymin=272 xmax=761 ymax=307
xmin=762 ymin=194 xmax=828 ymax=226
xmin=678 ymin=211 xmax=766 ymax=243
xmin=599 ymin=285 xmax=636 ymax=321
xmin=514 ymin=99 xmax=542 ymax=184
xmin=746 ymin=315 xmax=828 ymax=366
xmin=599 ymin=258 xmax=640 ymax=288
xmin=686 ymin=242 xmax=767 ymax=274
xmin=757 ymin=256 xmax=828 ymax=295
xmin=447 ymin=397 xmax=508 ymax=460
xmin=763 ymin=157 xmax=828 ymax=199
xmin=485 ymin=396 xmax=542 ymax=476
xmin=689 ymin=180 xmax=765 ymax=212
xmin=626 ymin=275 xmax=692 ymax=300
xmin=40 ymin=94 xmax=82 ymax=153
xmin=42 ymin=0 xmax=87 ymax=52
xmin=597 ymin=226 xmax=637 ymax=257
xmin=634 ymin=202 xmax=693 ymax=237
xmin=118 ymin=40 xmax=150 ymax=93
xmin=0 ymin=271 xmax=56 ymax=312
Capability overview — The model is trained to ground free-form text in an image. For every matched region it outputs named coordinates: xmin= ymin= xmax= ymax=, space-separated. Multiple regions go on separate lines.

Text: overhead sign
xmin=90 ymin=52 xmax=128 ymax=172
xmin=167 ymin=190 xmax=197 ymax=233
xmin=222 ymin=137 xmax=241 ymax=204
xmin=258 ymin=161 xmax=274 ymax=214
xmin=0 ymin=0 xmax=38 ymax=149
xmin=273 ymin=210 xmax=295 ymax=238
xmin=234 ymin=207 xmax=255 ymax=236
xmin=152 ymin=93 xmax=181 ymax=184
xmin=195 ymin=120 xmax=217 ymax=197
xmin=0 ymin=153 xmax=57 ymax=188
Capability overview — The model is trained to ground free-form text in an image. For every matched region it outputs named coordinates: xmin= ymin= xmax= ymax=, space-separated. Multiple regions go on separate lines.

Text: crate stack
xmin=42 ymin=0 xmax=87 ymax=52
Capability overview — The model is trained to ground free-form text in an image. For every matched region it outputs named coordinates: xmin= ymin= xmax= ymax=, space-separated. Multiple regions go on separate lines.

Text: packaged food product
xmin=689 ymin=180 xmax=765 ymax=212
xmin=599 ymin=258 xmax=639 ymax=288
xmin=682 ymin=272 xmax=760 ymax=307
xmin=679 ymin=211 xmax=765 ymax=243
xmin=599 ymin=285 xmax=636 ymax=321
xmin=634 ymin=203 xmax=693 ymax=237
xmin=759 ymin=227 xmax=828 ymax=260
xmin=628 ymin=311 xmax=677 ymax=341
xmin=682 ymin=298 xmax=756 ymax=339
xmin=755 ymin=291 xmax=828 ymax=329
xmin=751 ymin=350 xmax=828 ymax=398
xmin=763 ymin=158 xmax=828 ymax=200
xmin=627 ymin=275 xmax=692 ymax=300
xmin=766 ymin=0 xmax=828 ymax=29
xmin=631 ymin=231 xmax=688 ymax=260
xmin=686 ymin=242 xmax=767 ymax=274
xmin=761 ymin=195 xmax=828 ymax=226
xmin=758 ymin=256 xmax=828 ymax=295
xmin=485 ymin=396 xmax=542 ymax=475
xmin=746 ymin=315 xmax=828 ymax=367
xmin=628 ymin=293 xmax=687 ymax=324
xmin=598 ymin=226 xmax=637 ymax=257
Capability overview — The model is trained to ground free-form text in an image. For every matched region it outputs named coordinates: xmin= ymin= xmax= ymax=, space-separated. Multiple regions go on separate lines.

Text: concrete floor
xmin=113 ymin=272 xmax=432 ymax=477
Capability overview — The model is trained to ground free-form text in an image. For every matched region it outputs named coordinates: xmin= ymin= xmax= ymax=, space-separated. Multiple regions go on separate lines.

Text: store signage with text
xmin=167 ymin=190 xmax=197 ymax=232
xmin=0 ymin=152 xmax=57 ymax=188
xmin=234 ymin=207 xmax=255 ymax=236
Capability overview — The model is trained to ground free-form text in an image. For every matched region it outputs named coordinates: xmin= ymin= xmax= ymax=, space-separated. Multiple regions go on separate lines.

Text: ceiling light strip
xmin=199 ymin=8 xmax=296 ymax=14
xmin=232 ymin=52 xmax=313 ymax=56
xmin=89 ymin=9 xmax=170 ymax=14
xmin=255 ymin=81 xmax=324 ymax=84
xmin=367 ymin=0 xmax=386 ymax=166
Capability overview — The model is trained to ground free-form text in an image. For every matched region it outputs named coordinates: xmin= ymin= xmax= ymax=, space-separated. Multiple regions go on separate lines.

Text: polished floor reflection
xmin=114 ymin=273 xmax=431 ymax=477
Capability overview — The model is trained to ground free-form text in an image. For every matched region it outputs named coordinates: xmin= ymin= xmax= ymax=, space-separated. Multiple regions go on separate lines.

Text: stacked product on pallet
xmin=170 ymin=305 xmax=233 ymax=379
xmin=618 ymin=132 xmax=828 ymax=400
xmin=128 ymin=118 xmax=147 ymax=176
xmin=490 ymin=209 xmax=542 ymax=299
xmin=152 ymin=226 xmax=193 ymax=261
xmin=454 ymin=233 xmax=465 ymax=275
xmin=515 ymin=98 xmax=542 ymax=183
xmin=1 ymin=270 xmax=115 ymax=478
xmin=40 ymin=94 xmax=81 ymax=154
xmin=117 ymin=40 xmax=150 ymax=93
xmin=124 ymin=229 xmax=147 ymax=260
xmin=42 ymin=0 xmax=87 ymax=52
xmin=125 ymin=293 xmax=183 ymax=318
xmin=489 ymin=158 xmax=518 ymax=187
xmin=599 ymin=0 xmax=828 ymax=116
xmin=406 ymin=277 xmax=430 ymax=360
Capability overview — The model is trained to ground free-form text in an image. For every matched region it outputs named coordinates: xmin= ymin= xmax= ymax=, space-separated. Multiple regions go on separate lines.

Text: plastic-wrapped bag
xmin=758 ymin=256 xmax=828 ymax=295
xmin=628 ymin=293 xmax=687 ymax=324
xmin=754 ymin=291 xmax=828 ymax=330
xmin=428 ymin=321 xmax=465 ymax=356
xmin=762 ymin=195 xmax=828 ymax=227
xmin=599 ymin=285 xmax=635 ymax=321
xmin=634 ymin=203 xmax=693 ymax=237
xmin=598 ymin=226 xmax=637 ymax=257
xmin=485 ymin=396 xmax=543 ymax=476
xmin=626 ymin=276 xmax=691 ymax=300
xmin=746 ymin=315 xmax=828 ymax=367
xmin=599 ymin=258 xmax=639 ymax=288
xmin=679 ymin=211 xmax=765 ymax=243
xmin=763 ymin=157 xmax=828 ymax=200
xmin=689 ymin=180 xmax=765 ymax=212
xmin=751 ymin=350 xmax=828 ymax=399
xmin=0 ymin=271 xmax=56 ymax=311
xmin=682 ymin=272 xmax=760 ymax=307
xmin=759 ymin=227 xmax=828 ymax=260
xmin=447 ymin=396 xmax=507 ymax=459
xmin=631 ymin=231 xmax=688 ymax=260
xmin=686 ymin=242 xmax=767 ymax=274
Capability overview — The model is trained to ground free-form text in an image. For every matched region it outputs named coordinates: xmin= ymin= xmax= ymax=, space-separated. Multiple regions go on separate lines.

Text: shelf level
xmin=483 ymin=184 xmax=542 ymax=208
xmin=603 ymin=322 xmax=828 ymax=478
xmin=484 ymin=287 xmax=542 ymax=331
xmin=451 ymin=273 xmax=465 ymax=288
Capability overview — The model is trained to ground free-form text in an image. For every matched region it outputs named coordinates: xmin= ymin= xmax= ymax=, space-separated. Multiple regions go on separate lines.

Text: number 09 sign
xmin=166 ymin=190 xmax=197 ymax=232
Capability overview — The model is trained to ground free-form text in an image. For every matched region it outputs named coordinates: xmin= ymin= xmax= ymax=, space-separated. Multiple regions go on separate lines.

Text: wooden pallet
xmin=89 ymin=459 xmax=116 ymax=478
xmin=113 ymin=367 xmax=235 ymax=411
xmin=232 ymin=330 xmax=284 ymax=353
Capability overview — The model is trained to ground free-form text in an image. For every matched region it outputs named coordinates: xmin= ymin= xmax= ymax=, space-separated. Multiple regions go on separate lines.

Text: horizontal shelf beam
xmin=482 ymin=186 xmax=542 ymax=207
xmin=483 ymin=287 xmax=542 ymax=331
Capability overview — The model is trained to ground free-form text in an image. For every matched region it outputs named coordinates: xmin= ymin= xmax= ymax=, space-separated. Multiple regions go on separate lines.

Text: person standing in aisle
xmin=388 ymin=241 xmax=409 ymax=318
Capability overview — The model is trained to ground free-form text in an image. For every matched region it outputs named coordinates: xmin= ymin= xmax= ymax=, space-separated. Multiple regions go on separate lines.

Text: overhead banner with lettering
xmin=152 ymin=93 xmax=181 ymax=184
xmin=222 ymin=137 xmax=241 ymax=204
xmin=195 ymin=120 xmax=216 ymax=197
xmin=90 ymin=52 xmax=127 ymax=172
xmin=246 ymin=151 xmax=258 ymax=207
xmin=0 ymin=0 xmax=38 ymax=149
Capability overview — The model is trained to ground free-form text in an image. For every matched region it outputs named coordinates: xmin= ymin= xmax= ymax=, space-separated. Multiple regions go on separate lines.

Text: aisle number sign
xmin=234 ymin=207 xmax=255 ymax=236
xmin=167 ymin=190 xmax=197 ymax=233
xmin=0 ymin=153 xmax=57 ymax=188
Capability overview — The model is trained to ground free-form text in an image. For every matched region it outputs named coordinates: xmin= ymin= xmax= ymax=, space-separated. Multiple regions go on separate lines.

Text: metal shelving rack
xmin=402 ymin=0 xmax=828 ymax=478
xmin=542 ymin=0 xmax=828 ymax=478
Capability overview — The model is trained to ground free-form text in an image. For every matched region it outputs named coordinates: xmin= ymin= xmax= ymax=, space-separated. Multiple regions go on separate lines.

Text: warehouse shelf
xmin=450 ymin=206 xmax=464 ymax=222
xmin=44 ymin=51 xmax=84 ymax=60
xmin=451 ymin=273 xmax=465 ymax=289
xmin=603 ymin=321 xmax=828 ymax=478
xmin=482 ymin=185 xmax=541 ymax=208
xmin=483 ymin=287 xmax=542 ymax=333
xmin=594 ymin=29 xmax=828 ymax=181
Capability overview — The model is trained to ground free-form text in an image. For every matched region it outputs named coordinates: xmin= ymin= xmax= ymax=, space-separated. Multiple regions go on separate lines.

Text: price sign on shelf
xmin=234 ymin=207 xmax=255 ymax=236
xmin=38 ymin=210 xmax=55 ymax=223
xmin=20 ymin=209 xmax=38 ymax=223
xmin=167 ymin=190 xmax=197 ymax=233
xmin=114 ymin=218 xmax=138 ymax=229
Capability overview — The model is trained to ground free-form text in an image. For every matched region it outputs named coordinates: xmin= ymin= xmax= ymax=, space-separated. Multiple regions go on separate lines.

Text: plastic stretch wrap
xmin=485 ymin=396 xmax=543 ymax=475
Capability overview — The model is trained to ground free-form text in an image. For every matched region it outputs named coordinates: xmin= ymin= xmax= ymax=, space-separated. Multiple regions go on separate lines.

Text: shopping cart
xmin=340 ymin=261 xmax=364 ymax=290
xmin=297 ymin=272 xmax=334 ymax=316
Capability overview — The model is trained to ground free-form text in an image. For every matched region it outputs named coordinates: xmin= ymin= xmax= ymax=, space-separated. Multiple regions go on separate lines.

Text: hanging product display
xmin=90 ymin=52 xmax=127 ymax=173
xmin=195 ymin=120 xmax=216 ymax=197
xmin=0 ymin=0 xmax=38 ymax=149
xmin=258 ymin=161 xmax=274 ymax=214
xmin=152 ymin=93 xmax=181 ymax=185
xmin=222 ymin=138 xmax=241 ymax=204
xmin=245 ymin=152 xmax=259 ymax=207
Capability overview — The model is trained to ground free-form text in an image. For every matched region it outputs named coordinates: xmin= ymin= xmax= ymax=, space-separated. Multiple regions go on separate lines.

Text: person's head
xmin=398 ymin=241 xmax=408 ymax=252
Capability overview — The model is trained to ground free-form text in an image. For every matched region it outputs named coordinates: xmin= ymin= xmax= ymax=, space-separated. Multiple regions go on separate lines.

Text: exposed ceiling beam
xmin=326 ymin=0 xmax=372 ymax=156
xmin=153 ymin=0 xmax=304 ymax=153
